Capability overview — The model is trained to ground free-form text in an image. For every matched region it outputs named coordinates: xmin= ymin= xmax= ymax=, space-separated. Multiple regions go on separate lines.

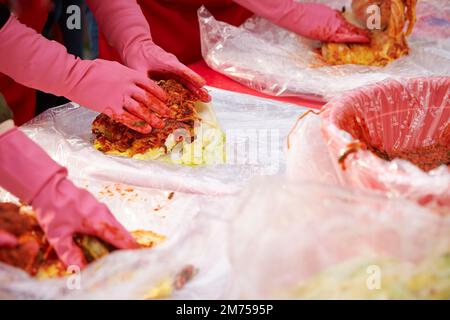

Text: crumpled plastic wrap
xmin=0 ymin=88 xmax=305 ymax=299
xmin=0 ymin=176 xmax=240 ymax=299
xmin=286 ymin=111 xmax=339 ymax=185
xmin=320 ymin=77 xmax=450 ymax=212
xmin=20 ymin=87 xmax=304 ymax=195
xmin=229 ymin=177 xmax=450 ymax=299
xmin=199 ymin=0 xmax=450 ymax=100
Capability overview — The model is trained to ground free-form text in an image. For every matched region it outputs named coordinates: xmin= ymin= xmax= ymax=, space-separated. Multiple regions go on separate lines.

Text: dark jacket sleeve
xmin=0 ymin=93 xmax=13 ymax=124
xmin=0 ymin=3 xmax=10 ymax=29
xmin=0 ymin=4 xmax=12 ymax=123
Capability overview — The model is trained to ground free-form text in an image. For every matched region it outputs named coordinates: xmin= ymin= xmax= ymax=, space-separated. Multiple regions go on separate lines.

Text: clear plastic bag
xmin=229 ymin=177 xmax=450 ymax=299
xmin=199 ymin=0 xmax=450 ymax=100
xmin=320 ymin=77 xmax=449 ymax=213
xmin=286 ymin=111 xmax=339 ymax=185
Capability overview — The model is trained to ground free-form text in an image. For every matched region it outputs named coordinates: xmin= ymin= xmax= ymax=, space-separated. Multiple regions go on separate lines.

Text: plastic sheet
xmin=0 ymin=177 xmax=237 ymax=299
xmin=229 ymin=177 xmax=450 ymax=299
xmin=199 ymin=0 xmax=450 ymax=100
xmin=286 ymin=111 xmax=339 ymax=185
xmin=0 ymin=88 xmax=305 ymax=299
xmin=20 ymin=87 xmax=305 ymax=195
xmin=320 ymin=77 xmax=450 ymax=212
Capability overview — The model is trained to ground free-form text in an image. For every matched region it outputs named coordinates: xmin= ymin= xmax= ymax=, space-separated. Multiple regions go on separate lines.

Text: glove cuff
xmin=0 ymin=128 xmax=67 ymax=203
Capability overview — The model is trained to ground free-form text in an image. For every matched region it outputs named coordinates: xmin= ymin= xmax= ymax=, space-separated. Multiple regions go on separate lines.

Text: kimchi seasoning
xmin=92 ymin=79 xmax=200 ymax=156
xmin=369 ymin=143 xmax=450 ymax=172
xmin=0 ymin=203 xmax=167 ymax=277
xmin=321 ymin=0 xmax=417 ymax=67
xmin=340 ymin=115 xmax=450 ymax=172
xmin=0 ymin=203 xmax=60 ymax=275
xmin=0 ymin=203 xmax=115 ymax=277
xmin=173 ymin=265 xmax=198 ymax=290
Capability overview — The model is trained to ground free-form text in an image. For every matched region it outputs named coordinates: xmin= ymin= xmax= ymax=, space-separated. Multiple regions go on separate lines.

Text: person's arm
xmin=0 ymin=127 xmax=139 ymax=268
xmin=0 ymin=10 xmax=141 ymax=267
xmin=233 ymin=0 xmax=370 ymax=43
xmin=1 ymin=93 xmax=139 ymax=266
xmin=86 ymin=0 xmax=210 ymax=102
xmin=0 ymin=13 xmax=173 ymax=134
xmin=0 ymin=93 xmax=22 ymax=250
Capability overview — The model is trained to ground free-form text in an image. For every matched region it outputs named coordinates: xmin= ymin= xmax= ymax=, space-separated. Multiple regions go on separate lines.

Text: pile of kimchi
xmin=321 ymin=0 xmax=417 ymax=66
xmin=92 ymin=79 xmax=199 ymax=157
xmin=0 ymin=203 xmax=164 ymax=278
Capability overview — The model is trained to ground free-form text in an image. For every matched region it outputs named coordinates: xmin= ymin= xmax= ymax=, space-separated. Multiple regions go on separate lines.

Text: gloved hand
xmin=234 ymin=0 xmax=370 ymax=43
xmin=0 ymin=229 xmax=18 ymax=248
xmin=0 ymin=15 xmax=173 ymax=134
xmin=87 ymin=0 xmax=211 ymax=102
xmin=0 ymin=128 xmax=139 ymax=268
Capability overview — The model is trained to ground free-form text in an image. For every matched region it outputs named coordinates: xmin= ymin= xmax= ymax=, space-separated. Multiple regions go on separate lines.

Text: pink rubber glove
xmin=0 ymin=15 xmax=173 ymax=134
xmin=0 ymin=230 xmax=18 ymax=248
xmin=87 ymin=0 xmax=211 ymax=102
xmin=234 ymin=0 xmax=370 ymax=43
xmin=0 ymin=128 xmax=139 ymax=268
